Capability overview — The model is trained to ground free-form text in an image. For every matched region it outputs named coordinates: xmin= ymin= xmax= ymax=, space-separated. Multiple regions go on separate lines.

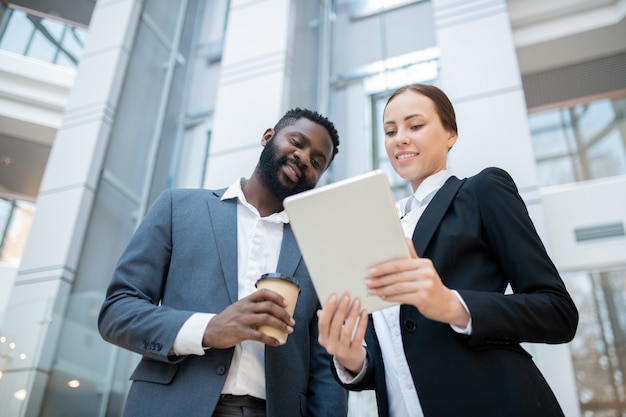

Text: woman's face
xmin=383 ymin=90 xmax=457 ymax=191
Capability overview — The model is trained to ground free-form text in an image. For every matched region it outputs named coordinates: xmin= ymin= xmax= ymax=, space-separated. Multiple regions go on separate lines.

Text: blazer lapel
xmin=275 ymin=224 xmax=301 ymax=277
xmin=412 ymin=176 xmax=464 ymax=256
xmin=207 ymin=189 xmax=239 ymax=303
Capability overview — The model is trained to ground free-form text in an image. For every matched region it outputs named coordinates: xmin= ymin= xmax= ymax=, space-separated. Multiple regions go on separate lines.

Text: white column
xmin=431 ymin=1 xmax=580 ymax=416
xmin=204 ymin=0 xmax=294 ymax=188
xmin=0 ymin=1 xmax=142 ymax=415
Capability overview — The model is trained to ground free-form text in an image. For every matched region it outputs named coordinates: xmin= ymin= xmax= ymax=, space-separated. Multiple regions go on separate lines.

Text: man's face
xmin=259 ymin=118 xmax=334 ymax=201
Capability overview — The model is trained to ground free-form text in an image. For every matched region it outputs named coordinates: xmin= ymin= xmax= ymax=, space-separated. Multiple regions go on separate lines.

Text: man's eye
xmin=312 ymin=159 xmax=321 ymax=169
xmin=291 ymin=138 xmax=302 ymax=147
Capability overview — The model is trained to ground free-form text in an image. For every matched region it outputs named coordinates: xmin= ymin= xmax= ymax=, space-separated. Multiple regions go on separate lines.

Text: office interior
xmin=1 ymin=0 xmax=626 ymax=416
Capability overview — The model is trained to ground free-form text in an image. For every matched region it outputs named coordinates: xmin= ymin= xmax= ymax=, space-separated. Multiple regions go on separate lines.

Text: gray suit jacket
xmin=98 ymin=188 xmax=348 ymax=417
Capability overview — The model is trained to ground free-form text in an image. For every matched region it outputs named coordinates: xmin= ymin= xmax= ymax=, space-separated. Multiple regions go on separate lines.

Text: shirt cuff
xmin=333 ymin=355 xmax=368 ymax=384
xmin=172 ymin=312 xmax=215 ymax=356
xmin=449 ymin=290 xmax=473 ymax=335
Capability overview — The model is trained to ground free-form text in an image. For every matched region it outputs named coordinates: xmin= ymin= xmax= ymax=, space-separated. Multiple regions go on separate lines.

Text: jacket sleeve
xmin=457 ymin=167 xmax=578 ymax=346
xmin=98 ymin=190 xmax=194 ymax=362
xmin=307 ymin=303 xmax=349 ymax=417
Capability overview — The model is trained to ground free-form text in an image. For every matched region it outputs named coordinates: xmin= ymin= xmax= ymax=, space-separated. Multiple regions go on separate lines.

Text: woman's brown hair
xmin=384 ymin=84 xmax=458 ymax=136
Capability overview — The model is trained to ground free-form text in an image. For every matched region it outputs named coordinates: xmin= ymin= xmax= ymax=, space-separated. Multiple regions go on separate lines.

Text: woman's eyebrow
xmin=384 ymin=113 xmax=424 ymax=126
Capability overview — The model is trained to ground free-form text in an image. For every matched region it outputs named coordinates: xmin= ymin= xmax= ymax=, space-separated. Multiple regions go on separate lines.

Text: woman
xmin=317 ymin=84 xmax=578 ymax=417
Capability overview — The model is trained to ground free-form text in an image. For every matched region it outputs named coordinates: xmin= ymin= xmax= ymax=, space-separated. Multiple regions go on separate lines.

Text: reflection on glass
xmin=529 ymin=95 xmax=626 ymax=187
xmin=565 ymin=269 xmax=626 ymax=415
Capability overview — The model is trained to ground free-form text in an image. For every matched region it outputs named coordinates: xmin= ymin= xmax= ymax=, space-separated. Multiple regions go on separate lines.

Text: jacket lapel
xmin=207 ymin=189 xmax=239 ymax=303
xmin=412 ymin=176 xmax=464 ymax=256
xmin=275 ymin=224 xmax=301 ymax=277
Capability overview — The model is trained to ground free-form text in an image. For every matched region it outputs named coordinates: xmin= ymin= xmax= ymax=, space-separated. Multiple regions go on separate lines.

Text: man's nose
xmin=294 ymin=148 xmax=309 ymax=169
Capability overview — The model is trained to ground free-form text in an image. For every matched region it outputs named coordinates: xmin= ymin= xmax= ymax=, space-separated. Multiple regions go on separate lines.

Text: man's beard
xmin=258 ymin=138 xmax=315 ymax=201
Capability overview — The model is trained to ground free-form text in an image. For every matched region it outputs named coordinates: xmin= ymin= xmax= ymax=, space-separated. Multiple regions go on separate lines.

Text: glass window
xmin=27 ymin=30 xmax=57 ymax=62
xmin=0 ymin=199 xmax=35 ymax=265
xmin=528 ymin=110 xmax=574 ymax=159
xmin=349 ymin=0 xmax=426 ymax=19
xmin=587 ymin=129 xmax=626 ymax=179
xmin=529 ymin=95 xmax=626 ymax=188
xmin=565 ymin=268 xmax=626 ymax=415
xmin=0 ymin=7 xmax=86 ymax=67
xmin=577 ymin=100 xmax=615 ymax=145
xmin=372 ymin=91 xmax=413 ymax=200
xmin=0 ymin=9 xmax=31 ymax=54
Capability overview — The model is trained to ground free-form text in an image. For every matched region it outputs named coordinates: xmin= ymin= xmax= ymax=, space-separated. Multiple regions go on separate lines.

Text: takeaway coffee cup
xmin=255 ymin=273 xmax=301 ymax=345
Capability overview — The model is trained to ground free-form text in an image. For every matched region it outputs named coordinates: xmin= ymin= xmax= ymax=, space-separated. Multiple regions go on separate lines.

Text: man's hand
xmin=202 ymin=289 xmax=295 ymax=348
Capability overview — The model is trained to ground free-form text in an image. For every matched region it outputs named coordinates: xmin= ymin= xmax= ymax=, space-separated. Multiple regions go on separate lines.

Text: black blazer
xmin=340 ymin=167 xmax=578 ymax=417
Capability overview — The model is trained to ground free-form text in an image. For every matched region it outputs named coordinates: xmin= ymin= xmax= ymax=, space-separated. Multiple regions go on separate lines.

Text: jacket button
xmin=404 ymin=319 xmax=416 ymax=332
xmin=216 ymin=365 xmax=226 ymax=375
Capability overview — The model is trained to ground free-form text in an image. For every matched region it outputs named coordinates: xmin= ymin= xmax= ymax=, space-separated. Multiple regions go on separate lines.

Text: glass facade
xmin=0 ymin=198 xmax=34 ymax=265
xmin=529 ymin=95 xmax=626 ymax=188
xmin=0 ymin=7 xmax=87 ymax=67
xmin=566 ymin=269 xmax=626 ymax=415
xmin=529 ymin=94 xmax=626 ymax=416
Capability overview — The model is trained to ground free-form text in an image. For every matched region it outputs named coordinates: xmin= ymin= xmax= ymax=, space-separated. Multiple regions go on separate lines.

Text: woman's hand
xmin=365 ymin=239 xmax=470 ymax=328
xmin=317 ymin=293 xmax=368 ymax=374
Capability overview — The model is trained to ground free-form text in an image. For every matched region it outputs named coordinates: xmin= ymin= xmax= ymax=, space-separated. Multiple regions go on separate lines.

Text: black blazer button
xmin=404 ymin=319 xmax=416 ymax=332
xmin=216 ymin=365 xmax=226 ymax=375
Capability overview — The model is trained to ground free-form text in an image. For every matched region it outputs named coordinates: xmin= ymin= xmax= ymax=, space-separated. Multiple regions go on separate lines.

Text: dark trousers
xmin=212 ymin=394 xmax=267 ymax=417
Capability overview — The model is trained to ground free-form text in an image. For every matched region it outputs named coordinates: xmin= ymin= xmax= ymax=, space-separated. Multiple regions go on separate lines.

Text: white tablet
xmin=283 ymin=170 xmax=410 ymax=312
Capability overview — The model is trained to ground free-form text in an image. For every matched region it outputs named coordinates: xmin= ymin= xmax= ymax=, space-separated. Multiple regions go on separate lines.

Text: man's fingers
xmin=252 ymin=288 xmax=288 ymax=307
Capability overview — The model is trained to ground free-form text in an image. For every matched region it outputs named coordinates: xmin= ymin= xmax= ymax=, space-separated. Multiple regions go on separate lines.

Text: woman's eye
xmin=384 ymin=130 xmax=395 ymax=136
xmin=411 ymin=124 xmax=423 ymax=130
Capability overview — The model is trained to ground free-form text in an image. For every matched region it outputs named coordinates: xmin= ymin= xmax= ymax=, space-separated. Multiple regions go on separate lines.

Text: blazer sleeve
xmin=98 ymin=190 xmax=194 ymax=362
xmin=457 ymin=168 xmax=578 ymax=347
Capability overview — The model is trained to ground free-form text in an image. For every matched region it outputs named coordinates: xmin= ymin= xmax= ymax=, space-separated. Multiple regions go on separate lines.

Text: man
xmin=98 ymin=108 xmax=348 ymax=417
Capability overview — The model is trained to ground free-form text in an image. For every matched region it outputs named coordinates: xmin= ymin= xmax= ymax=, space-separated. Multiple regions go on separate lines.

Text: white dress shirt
xmin=171 ymin=178 xmax=288 ymax=400
xmin=336 ymin=170 xmax=472 ymax=417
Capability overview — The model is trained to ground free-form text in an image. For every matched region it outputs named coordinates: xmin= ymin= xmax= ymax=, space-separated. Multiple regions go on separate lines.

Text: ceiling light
xmin=1 ymin=156 xmax=12 ymax=167
xmin=14 ymin=389 xmax=27 ymax=401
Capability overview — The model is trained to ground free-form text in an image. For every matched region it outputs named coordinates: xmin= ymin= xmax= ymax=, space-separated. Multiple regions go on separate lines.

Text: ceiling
xmin=1 ymin=0 xmax=625 ymax=202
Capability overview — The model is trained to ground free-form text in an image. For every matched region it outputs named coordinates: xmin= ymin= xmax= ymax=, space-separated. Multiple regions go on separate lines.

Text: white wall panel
xmin=541 ymin=176 xmax=626 ymax=272
xmin=447 ymin=89 xmax=538 ymax=189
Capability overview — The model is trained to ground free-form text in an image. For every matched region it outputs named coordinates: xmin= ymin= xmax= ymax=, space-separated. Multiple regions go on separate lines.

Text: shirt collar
xmin=413 ymin=170 xmax=452 ymax=206
xmin=221 ymin=178 xmax=289 ymax=224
